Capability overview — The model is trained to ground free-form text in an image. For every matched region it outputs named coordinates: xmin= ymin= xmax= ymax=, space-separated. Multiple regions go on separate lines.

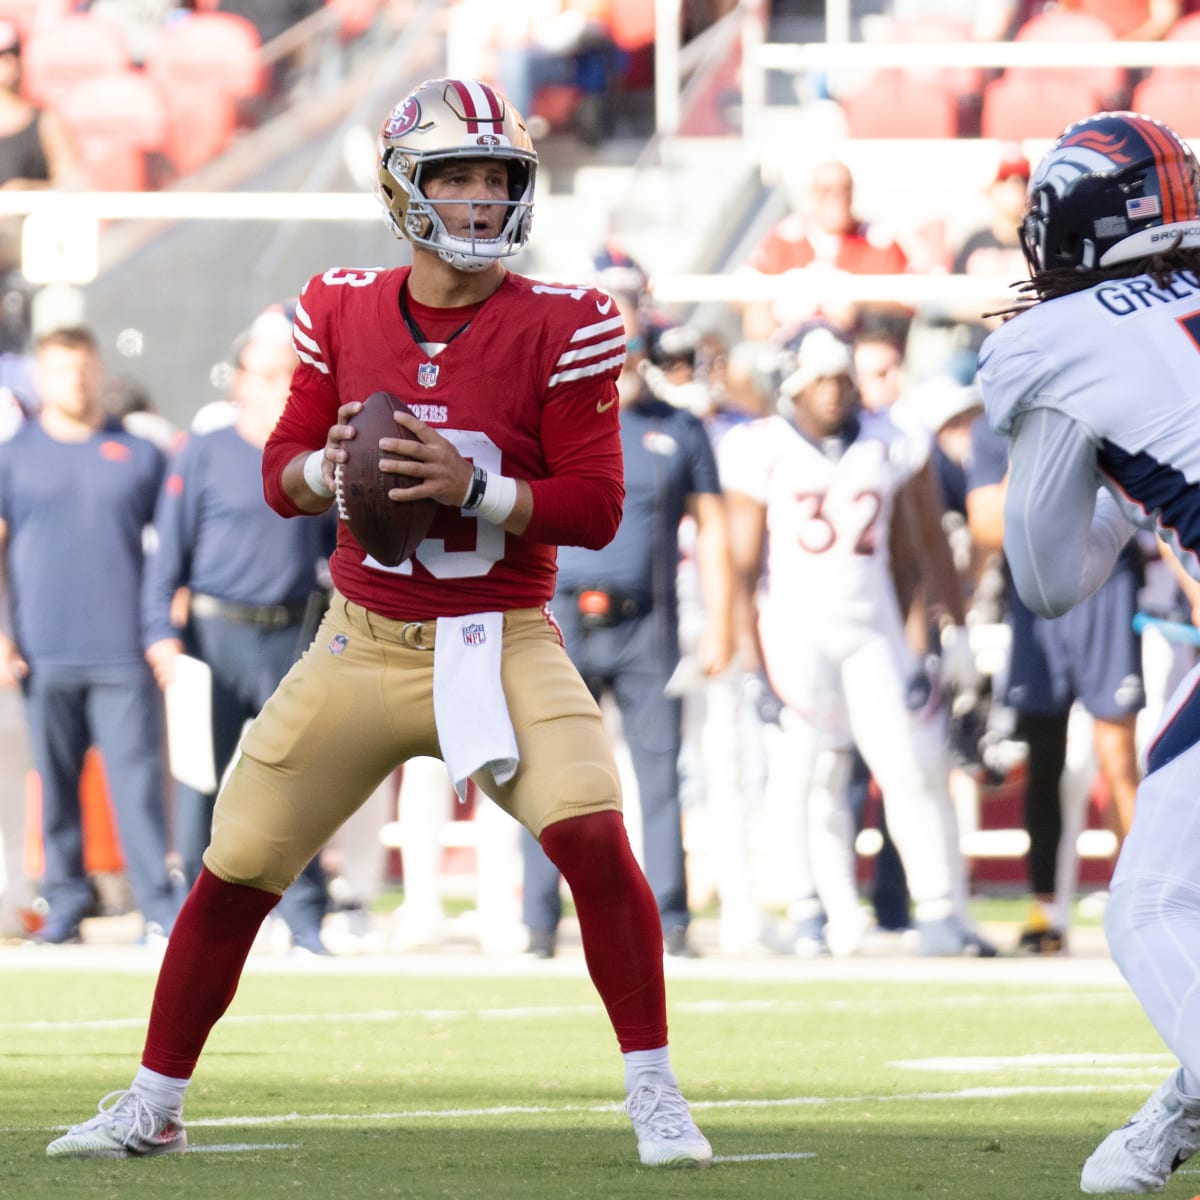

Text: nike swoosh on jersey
xmin=596 ymin=296 xmax=613 ymax=314
xmin=596 ymin=397 xmax=616 ymax=413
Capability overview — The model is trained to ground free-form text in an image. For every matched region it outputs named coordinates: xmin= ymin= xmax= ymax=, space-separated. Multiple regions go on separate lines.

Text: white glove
xmin=938 ymin=625 xmax=981 ymax=695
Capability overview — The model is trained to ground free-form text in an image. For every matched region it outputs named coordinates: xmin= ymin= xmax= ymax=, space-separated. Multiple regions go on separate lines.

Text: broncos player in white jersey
xmin=980 ymin=110 xmax=1200 ymax=1194
xmin=720 ymin=327 xmax=988 ymax=957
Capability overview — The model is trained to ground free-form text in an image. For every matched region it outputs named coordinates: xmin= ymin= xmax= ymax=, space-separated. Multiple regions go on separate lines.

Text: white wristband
xmin=474 ymin=472 xmax=518 ymax=524
xmin=303 ymin=449 xmax=333 ymax=498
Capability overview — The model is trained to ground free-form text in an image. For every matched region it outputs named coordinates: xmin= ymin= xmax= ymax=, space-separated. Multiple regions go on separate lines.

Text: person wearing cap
xmin=952 ymin=147 xmax=1031 ymax=283
xmin=141 ymin=307 xmax=338 ymax=955
xmin=719 ymin=325 xmax=990 ymax=957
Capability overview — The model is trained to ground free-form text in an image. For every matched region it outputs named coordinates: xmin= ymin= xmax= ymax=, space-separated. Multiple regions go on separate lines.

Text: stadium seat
xmin=609 ymin=0 xmax=655 ymax=51
xmin=327 ymin=0 xmax=382 ymax=42
xmin=0 ymin=0 xmax=70 ymax=42
xmin=55 ymin=70 xmax=167 ymax=191
xmin=157 ymin=79 xmax=239 ymax=176
xmin=1130 ymin=75 xmax=1200 ymax=137
xmin=1126 ymin=13 xmax=1200 ymax=136
xmin=21 ymin=15 xmax=130 ymax=110
xmin=875 ymin=14 xmax=984 ymax=97
xmin=143 ymin=12 xmax=266 ymax=115
xmin=840 ymin=73 xmax=960 ymax=138
xmin=980 ymin=74 xmax=1105 ymax=141
xmin=1007 ymin=9 xmax=1128 ymax=106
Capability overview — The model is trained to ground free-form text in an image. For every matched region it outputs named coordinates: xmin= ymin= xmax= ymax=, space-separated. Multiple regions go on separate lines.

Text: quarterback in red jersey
xmin=47 ymin=77 xmax=713 ymax=1169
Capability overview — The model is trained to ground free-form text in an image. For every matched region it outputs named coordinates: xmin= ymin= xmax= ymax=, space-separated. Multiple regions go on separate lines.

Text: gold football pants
xmin=203 ymin=592 xmax=621 ymax=894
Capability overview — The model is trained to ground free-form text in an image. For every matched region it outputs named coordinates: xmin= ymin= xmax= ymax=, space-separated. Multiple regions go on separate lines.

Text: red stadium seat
xmin=156 ymin=79 xmax=239 ymax=176
xmin=980 ymin=74 xmax=1105 ymax=141
xmin=55 ymin=71 xmax=167 ymax=191
xmin=0 ymin=0 xmax=70 ymax=42
xmin=1130 ymin=75 xmax=1200 ymax=137
xmin=143 ymin=12 xmax=266 ymax=112
xmin=840 ymin=74 xmax=960 ymax=138
xmin=876 ymin=14 xmax=985 ymax=96
xmin=21 ymin=15 xmax=130 ymax=110
xmin=1126 ymin=12 xmax=1200 ymax=134
xmin=609 ymin=0 xmax=655 ymax=51
xmin=1007 ymin=9 xmax=1128 ymax=106
xmin=326 ymin=0 xmax=382 ymax=42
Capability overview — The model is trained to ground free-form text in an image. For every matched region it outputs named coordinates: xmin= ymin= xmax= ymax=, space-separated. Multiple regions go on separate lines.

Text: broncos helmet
xmin=1021 ymin=110 xmax=1200 ymax=274
xmin=376 ymin=78 xmax=537 ymax=272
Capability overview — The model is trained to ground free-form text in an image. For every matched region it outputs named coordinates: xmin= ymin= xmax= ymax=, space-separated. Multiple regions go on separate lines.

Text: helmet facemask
xmin=380 ymin=149 xmax=535 ymax=272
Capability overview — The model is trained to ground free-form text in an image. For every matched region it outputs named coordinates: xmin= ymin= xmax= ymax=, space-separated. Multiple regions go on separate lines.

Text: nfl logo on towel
xmin=462 ymin=623 xmax=486 ymax=646
xmin=418 ymin=361 xmax=439 ymax=388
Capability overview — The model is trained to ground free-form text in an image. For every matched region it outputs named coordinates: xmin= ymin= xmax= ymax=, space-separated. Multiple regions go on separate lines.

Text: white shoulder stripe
xmin=556 ymin=334 xmax=626 ymax=369
xmin=572 ymin=315 xmax=626 ymax=343
xmin=295 ymin=347 xmax=330 ymax=375
xmin=294 ymin=296 xmax=313 ymax=330
xmin=293 ymin=326 xmax=322 ymax=355
xmin=548 ymin=352 xmax=625 ymax=388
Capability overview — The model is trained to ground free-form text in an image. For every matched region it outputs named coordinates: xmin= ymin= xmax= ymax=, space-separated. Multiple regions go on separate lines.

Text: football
xmin=334 ymin=391 xmax=439 ymax=567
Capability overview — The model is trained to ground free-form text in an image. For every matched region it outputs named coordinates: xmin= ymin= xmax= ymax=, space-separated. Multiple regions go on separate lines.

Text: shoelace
xmin=1128 ymin=1094 xmax=1200 ymax=1160
xmin=79 ymin=1090 xmax=162 ymax=1147
xmin=625 ymin=1085 xmax=693 ymax=1138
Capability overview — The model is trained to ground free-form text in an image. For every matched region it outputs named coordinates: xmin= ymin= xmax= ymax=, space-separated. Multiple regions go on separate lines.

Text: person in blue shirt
xmin=965 ymin=415 xmax=1143 ymax=954
xmin=521 ymin=283 xmax=734 ymax=959
xmin=0 ymin=326 xmax=180 ymax=943
xmin=142 ymin=306 xmax=337 ymax=955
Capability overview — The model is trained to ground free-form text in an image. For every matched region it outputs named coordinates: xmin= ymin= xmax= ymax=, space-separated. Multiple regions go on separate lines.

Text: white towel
xmin=433 ymin=612 xmax=519 ymax=801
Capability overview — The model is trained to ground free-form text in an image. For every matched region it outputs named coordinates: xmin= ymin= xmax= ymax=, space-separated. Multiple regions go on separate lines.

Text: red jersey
xmin=747 ymin=214 xmax=908 ymax=276
xmin=263 ymin=267 xmax=626 ymax=620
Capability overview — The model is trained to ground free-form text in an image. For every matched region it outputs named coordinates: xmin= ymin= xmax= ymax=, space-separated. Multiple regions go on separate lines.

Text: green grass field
xmin=2 ymin=941 xmax=1193 ymax=1200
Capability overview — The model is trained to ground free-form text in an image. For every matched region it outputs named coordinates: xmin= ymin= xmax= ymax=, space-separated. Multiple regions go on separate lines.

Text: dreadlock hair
xmin=988 ymin=243 xmax=1200 ymax=321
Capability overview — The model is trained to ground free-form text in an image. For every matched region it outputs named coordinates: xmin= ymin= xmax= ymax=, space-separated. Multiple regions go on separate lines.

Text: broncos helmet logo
xmin=1058 ymin=129 xmax=1135 ymax=163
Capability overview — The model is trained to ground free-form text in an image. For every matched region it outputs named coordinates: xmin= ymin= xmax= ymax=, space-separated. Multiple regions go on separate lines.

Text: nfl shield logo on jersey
xmin=418 ymin=361 xmax=439 ymax=389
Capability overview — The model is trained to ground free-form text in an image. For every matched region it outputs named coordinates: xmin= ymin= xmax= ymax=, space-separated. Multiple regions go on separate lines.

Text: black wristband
xmin=462 ymin=464 xmax=487 ymax=511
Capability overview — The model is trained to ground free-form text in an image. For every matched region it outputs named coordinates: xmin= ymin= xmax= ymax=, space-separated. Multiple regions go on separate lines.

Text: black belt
xmin=190 ymin=592 xmax=308 ymax=630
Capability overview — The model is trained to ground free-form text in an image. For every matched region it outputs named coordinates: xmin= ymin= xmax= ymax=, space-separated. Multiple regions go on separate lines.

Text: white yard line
xmin=3 ymin=991 xmax=1136 ymax=1035
xmin=24 ymin=1083 xmax=1157 ymax=1138
xmin=0 ymin=944 xmax=1128 ymax=986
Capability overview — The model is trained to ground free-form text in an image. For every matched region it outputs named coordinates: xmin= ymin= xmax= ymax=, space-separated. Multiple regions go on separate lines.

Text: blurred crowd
xmin=1 ymin=1 xmax=1197 ymax=962
xmin=2 ymin=138 xmax=1191 ymax=961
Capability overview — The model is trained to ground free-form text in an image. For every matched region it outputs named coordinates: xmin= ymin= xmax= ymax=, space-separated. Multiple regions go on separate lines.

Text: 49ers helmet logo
xmin=383 ymin=97 xmax=421 ymax=139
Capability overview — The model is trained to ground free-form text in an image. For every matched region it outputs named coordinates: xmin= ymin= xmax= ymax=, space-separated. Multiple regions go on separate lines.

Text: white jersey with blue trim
xmin=980 ymin=270 xmax=1200 ymax=579
xmin=718 ymin=407 xmax=927 ymax=627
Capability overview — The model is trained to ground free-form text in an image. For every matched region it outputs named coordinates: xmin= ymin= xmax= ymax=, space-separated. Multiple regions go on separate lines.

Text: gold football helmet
xmin=376 ymin=77 xmax=537 ymax=272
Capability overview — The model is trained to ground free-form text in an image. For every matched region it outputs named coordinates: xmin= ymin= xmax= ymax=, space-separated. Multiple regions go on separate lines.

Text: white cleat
xmin=625 ymin=1083 xmax=712 ymax=1168
xmin=1081 ymin=1070 xmax=1200 ymax=1193
xmin=46 ymin=1090 xmax=186 ymax=1159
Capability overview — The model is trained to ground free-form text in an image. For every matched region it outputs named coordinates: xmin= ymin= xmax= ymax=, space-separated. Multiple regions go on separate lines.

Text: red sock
xmin=141 ymin=866 xmax=280 ymax=1078
xmin=539 ymin=810 xmax=666 ymax=1052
